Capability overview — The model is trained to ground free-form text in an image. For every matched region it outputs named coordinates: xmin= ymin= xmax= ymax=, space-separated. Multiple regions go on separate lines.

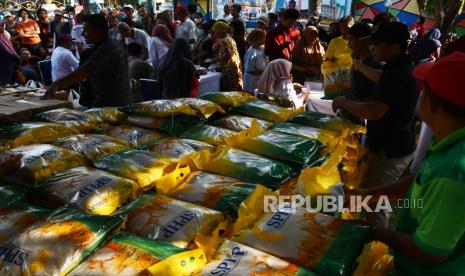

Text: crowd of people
xmin=0 ymin=4 xmax=465 ymax=275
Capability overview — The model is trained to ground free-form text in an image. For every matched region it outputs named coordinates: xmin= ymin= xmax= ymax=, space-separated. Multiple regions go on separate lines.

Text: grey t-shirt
xmin=80 ymin=39 xmax=132 ymax=107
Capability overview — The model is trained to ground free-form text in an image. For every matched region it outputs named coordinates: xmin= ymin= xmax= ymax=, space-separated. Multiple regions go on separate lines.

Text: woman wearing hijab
xmin=291 ymin=26 xmax=325 ymax=83
xmin=211 ymin=21 xmax=243 ymax=91
xmin=192 ymin=22 xmax=213 ymax=67
xmin=258 ymin=59 xmax=308 ymax=108
xmin=158 ymin=38 xmax=198 ymax=98
xmin=0 ymin=21 xmax=19 ymax=85
xmin=410 ymin=27 xmax=441 ymax=64
xmin=149 ymin=24 xmax=173 ymax=73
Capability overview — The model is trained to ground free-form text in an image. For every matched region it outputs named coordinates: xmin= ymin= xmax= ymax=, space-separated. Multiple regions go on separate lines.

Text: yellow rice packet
xmin=175 ymin=98 xmax=226 ymax=119
xmin=104 ymin=125 xmax=166 ymax=147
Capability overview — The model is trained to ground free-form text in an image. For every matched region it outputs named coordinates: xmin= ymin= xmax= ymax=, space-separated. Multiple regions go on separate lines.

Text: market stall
xmin=0 ymin=92 xmax=390 ymax=275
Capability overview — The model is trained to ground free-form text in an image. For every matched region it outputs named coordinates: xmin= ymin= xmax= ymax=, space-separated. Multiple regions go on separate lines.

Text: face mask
xmin=194 ymin=18 xmax=201 ymax=24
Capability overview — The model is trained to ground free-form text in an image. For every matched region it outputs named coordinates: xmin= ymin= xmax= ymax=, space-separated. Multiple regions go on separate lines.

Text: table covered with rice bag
xmin=0 ymin=207 xmax=121 ymax=275
xmin=121 ymin=194 xmax=226 ymax=248
xmin=0 ymin=144 xmax=87 ymax=186
xmin=38 ymin=166 xmax=140 ymax=215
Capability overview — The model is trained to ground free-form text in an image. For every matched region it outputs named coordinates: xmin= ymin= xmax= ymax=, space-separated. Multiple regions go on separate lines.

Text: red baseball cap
xmin=413 ymin=51 xmax=465 ymax=106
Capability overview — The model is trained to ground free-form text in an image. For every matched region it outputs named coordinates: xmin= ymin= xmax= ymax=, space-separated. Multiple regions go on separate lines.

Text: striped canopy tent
xmin=353 ymin=0 xmax=435 ymax=27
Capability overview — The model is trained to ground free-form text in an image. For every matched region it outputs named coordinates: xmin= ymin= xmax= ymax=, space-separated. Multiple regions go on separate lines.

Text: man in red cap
xmin=357 ymin=52 xmax=465 ymax=274
xmin=174 ymin=6 xmax=196 ymax=44
xmin=50 ymin=34 xmax=79 ymax=82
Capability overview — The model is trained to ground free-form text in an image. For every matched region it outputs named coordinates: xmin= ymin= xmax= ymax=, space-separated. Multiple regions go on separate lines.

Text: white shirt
xmin=148 ymin=37 xmax=169 ymax=69
xmin=71 ymin=24 xmax=87 ymax=48
xmin=176 ymin=18 xmax=197 ymax=42
xmin=125 ymin=28 xmax=150 ymax=50
xmin=273 ymin=79 xmax=304 ymax=108
xmin=243 ymin=46 xmax=267 ymax=92
xmin=217 ymin=14 xmax=233 ymax=23
xmin=51 ymin=46 xmax=80 ymax=82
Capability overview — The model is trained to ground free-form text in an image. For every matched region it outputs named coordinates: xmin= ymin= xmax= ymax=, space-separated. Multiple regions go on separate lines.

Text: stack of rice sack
xmin=0 ymin=91 xmax=375 ymax=275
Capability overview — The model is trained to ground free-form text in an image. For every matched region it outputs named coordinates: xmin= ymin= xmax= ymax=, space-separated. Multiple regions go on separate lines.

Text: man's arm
xmin=353 ymin=59 xmax=382 ymax=82
xmin=372 ymin=229 xmax=448 ymax=264
xmin=332 ymin=96 xmax=389 ymax=120
xmin=44 ymin=66 xmax=91 ymax=98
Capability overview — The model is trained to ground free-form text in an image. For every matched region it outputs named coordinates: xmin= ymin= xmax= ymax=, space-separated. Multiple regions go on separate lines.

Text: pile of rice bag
xmin=232 ymin=205 xmax=371 ymax=276
xmin=35 ymin=108 xmax=95 ymax=132
xmin=200 ymin=92 xmax=255 ymax=109
xmin=127 ymin=115 xmax=201 ymax=134
xmin=190 ymin=147 xmax=296 ymax=190
xmin=122 ymin=194 xmax=225 ymax=248
xmin=122 ymin=100 xmax=198 ymax=117
xmin=93 ymin=149 xmax=188 ymax=191
xmin=273 ymin=123 xmax=340 ymax=148
xmin=0 ymin=185 xmax=28 ymax=207
xmin=234 ymin=130 xmax=325 ymax=168
xmin=175 ymin=124 xmax=238 ymax=146
xmin=289 ymin=111 xmax=365 ymax=136
xmin=0 ymin=122 xmax=75 ymax=152
xmin=0 ymin=203 xmax=50 ymax=243
xmin=321 ymin=53 xmax=353 ymax=99
xmin=232 ymin=99 xmax=303 ymax=122
xmin=54 ymin=134 xmax=130 ymax=161
xmin=103 ymin=125 xmax=165 ymax=147
xmin=0 ymin=208 xmax=121 ymax=275
xmin=197 ymin=240 xmax=315 ymax=275
xmin=164 ymin=171 xmax=257 ymax=218
xmin=210 ymin=115 xmax=274 ymax=132
xmin=69 ymin=233 xmax=186 ymax=275
xmin=83 ymin=107 xmax=127 ymax=124
xmin=0 ymin=144 xmax=86 ymax=186
xmin=39 ymin=167 xmax=140 ymax=215
xmin=142 ymin=138 xmax=214 ymax=159
xmin=175 ymin=98 xmax=225 ymax=119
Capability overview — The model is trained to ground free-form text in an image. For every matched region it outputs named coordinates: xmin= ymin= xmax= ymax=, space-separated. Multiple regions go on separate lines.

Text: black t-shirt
xmin=367 ymin=55 xmax=417 ymax=158
xmin=351 ymin=54 xmax=380 ymax=101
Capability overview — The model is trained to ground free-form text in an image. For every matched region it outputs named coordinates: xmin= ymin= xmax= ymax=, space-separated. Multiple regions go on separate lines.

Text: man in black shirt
xmin=341 ymin=22 xmax=380 ymax=124
xmin=333 ymin=22 xmax=417 ymax=189
xmin=45 ymin=14 xmax=132 ymax=107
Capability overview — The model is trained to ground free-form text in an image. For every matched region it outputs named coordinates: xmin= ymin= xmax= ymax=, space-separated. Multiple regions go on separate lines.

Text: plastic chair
xmin=38 ymin=59 xmax=52 ymax=86
xmin=139 ymin=79 xmax=162 ymax=101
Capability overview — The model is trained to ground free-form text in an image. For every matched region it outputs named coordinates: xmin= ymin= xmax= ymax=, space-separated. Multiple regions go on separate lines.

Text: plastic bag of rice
xmin=0 ymin=203 xmax=49 ymax=243
xmin=200 ymin=92 xmax=255 ymax=109
xmin=0 ymin=207 xmax=121 ymax=276
xmin=69 ymin=233 xmax=186 ymax=275
xmin=196 ymin=240 xmax=316 ymax=275
xmin=0 ymin=122 xmax=75 ymax=152
xmin=231 ymin=99 xmax=303 ymax=122
xmin=210 ymin=115 xmax=274 ymax=132
xmin=122 ymin=100 xmax=197 ymax=117
xmin=121 ymin=194 xmax=226 ymax=249
xmin=54 ymin=134 xmax=129 ymax=161
xmin=175 ymin=98 xmax=225 ymax=119
xmin=83 ymin=107 xmax=128 ymax=124
xmin=175 ymin=124 xmax=237 ymax=146
xmin=35 ymin=108 xmax=95 ymax=132
xmin=93 ymin=149 xmax=189 ymax=191
xmin=0 ymin=185 xmax=28 ymax=208
xmin=39 ymin=166 xmax=140 ymax=215
xmin=103 ymin=125 xmax=166 ymax=147
xmin=141 ymin=138 xmax=214 ymax=159
xmin=127 ymin=115 xmax=202 ymax=134
xmin=0 ymin=144 xmax=87 ymax=186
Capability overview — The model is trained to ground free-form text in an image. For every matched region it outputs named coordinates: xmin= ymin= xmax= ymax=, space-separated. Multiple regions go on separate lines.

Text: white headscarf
xmin=257 ymin=59 xmax=292 ymax=94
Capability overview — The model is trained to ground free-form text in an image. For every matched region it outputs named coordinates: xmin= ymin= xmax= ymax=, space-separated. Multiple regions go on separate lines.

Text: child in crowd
xmin=243 ymin=29 xmax=267 ymax=92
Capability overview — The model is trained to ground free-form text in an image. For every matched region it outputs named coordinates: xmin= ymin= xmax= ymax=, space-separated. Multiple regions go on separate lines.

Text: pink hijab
xmin=0 ymin=22 xmax=17 ymax=56
xmin=257 ymin=59 xmax=292 ymax=94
